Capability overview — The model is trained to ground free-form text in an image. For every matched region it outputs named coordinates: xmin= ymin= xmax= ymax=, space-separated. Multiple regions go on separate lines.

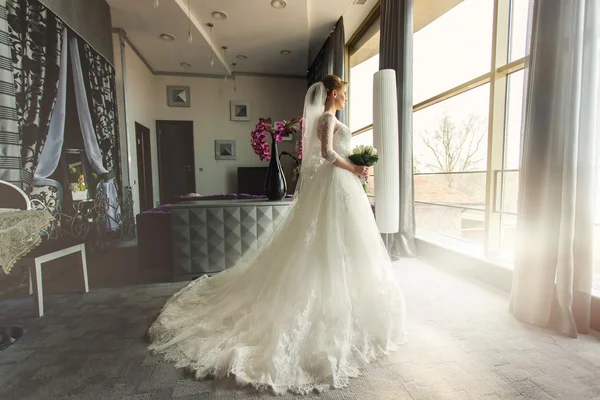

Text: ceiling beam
xmin=173 ymin=0 xmax=232 ymax=75
xmin=112 ymin=28 xmax=155 ymax=74
xmin=113 ymin=28 xmax=307 ymax=79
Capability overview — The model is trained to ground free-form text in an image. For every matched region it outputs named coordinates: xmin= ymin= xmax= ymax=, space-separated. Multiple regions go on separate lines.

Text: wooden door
xmin=157 ymin=120 xmax=195 ymax=204
xmin=135 ymin=122 xmax=154 ymax=212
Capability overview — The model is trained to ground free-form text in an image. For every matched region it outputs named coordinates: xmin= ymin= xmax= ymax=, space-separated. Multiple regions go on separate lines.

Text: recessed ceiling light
xmin=180 ymin=62 xmax=191 ymax=68
xmin=236 ymin=54 xmax=248 ymax=60
xmin=211 ymin=11 xmax=227 ymax=20
xmin=160 ymin=33 xmax=175 ymax=41
xmin=271 ymin=0 xmax=287 ymax=9
xmin=280 ymin=50 xmax=291 ymax=55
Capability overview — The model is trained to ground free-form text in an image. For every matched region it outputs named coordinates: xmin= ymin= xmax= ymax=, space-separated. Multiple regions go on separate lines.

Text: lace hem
xmin=148 ymin=278 xmax=407 ymax=396
xmin=149 ymin=327 xmax=406 ymax=396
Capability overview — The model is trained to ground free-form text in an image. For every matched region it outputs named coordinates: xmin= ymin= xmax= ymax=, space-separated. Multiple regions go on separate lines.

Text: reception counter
xmin=171 ymin=199 xmax=293 ymax=280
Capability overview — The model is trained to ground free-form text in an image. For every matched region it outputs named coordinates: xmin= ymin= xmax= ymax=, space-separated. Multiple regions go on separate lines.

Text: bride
xmin=148 ymin=74 xmax=406 ymax=395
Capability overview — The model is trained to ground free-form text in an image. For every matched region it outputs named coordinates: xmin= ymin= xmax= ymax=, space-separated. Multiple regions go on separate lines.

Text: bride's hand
xmin=353 ymin=165 xmax=369 ymax=177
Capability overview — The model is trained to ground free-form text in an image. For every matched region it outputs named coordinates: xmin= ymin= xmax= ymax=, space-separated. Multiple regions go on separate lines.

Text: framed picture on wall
xmin=167 ymin=85 xmax=191 ymax=107
xmin=215 ymin=140 xmax=236 ymax=160
xmin=230 ymin=101 xmax=251 ymax=121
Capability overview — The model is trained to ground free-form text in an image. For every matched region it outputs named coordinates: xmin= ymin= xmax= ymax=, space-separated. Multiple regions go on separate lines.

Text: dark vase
xmin=264 ymin=134 xmax=287 ymax=201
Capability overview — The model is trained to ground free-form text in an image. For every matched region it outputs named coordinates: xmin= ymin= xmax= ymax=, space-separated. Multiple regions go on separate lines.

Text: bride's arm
xmin=318 ymin=113 xmax=368 ymax=177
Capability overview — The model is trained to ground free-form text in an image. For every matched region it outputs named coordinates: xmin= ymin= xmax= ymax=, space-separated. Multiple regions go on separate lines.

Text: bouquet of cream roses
xmin=349 ymin=145 xmax=379 ymax=193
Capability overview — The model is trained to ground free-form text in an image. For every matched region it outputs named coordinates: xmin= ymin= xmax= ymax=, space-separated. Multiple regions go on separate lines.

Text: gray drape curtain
xmin=34 ymin=26 xmax=68 ymax=179
xmin=379 ymin=0 xmax=416 ymax=258
xmin=3 ymin=0 xmax=64 ymax=189
xmin=307 ymin=17 xmax=347 ymax=124
xmin=0 ymin=0 xmax=20 ymax=187
xmin=509 ymin=0 xmax=599 ymax=337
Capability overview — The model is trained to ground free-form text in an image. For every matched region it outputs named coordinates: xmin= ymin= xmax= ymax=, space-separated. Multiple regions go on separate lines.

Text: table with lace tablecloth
xmin=0 ymin=209 xmax=53 ymax=352
xmin=0 ymin=210 xmax=53 ymax=275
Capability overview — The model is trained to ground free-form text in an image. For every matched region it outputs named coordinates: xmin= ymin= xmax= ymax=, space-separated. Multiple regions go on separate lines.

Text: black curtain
xmin=307 ymin=17 xmax=347 ymax=124
xmin=6 ymin=0 xmax=63 ymax=189
xmin=78 ymin=39 xmax=120 ymax=189
xmin=379 ymin=0 xmax=417 ymax=257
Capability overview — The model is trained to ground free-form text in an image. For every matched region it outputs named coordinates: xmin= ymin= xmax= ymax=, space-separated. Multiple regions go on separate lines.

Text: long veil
xmin=294 ymin=81 xmax=326 ymax=197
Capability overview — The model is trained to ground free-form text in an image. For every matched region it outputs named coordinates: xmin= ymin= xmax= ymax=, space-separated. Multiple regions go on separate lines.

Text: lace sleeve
xmin=317 ymin=113 xmax=340 ymax=163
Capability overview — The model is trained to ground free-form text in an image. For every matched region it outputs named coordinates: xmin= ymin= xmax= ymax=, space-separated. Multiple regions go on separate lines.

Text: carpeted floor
xmin=1 ymin=258 xmax=599 ymax=400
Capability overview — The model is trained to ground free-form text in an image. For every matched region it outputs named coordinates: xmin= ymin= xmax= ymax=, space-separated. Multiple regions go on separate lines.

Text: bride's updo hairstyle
xmin=321 ymin=74 xmax=348 ymax=97
xmin=309 ymin=74 xmax=348 ymax=105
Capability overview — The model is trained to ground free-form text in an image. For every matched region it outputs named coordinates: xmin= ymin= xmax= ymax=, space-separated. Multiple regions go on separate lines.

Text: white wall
xmin=152 ymin=74 xmax=306 ymax=196
xmin=124 ymin=42 xmax=157 ymax=213
xmin=113 ymin=36 xmax=307 ymax=212
xmin=113 ymin=33 xmax=157 ymax=216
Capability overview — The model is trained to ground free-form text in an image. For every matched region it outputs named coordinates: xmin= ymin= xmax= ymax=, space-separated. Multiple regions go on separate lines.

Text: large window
xmin=349 ymin=15 xmax=380 ymax=201
xmin=412 ymin=0 xmax=529 ymax=263
xmin=348 ymin=0 xmax=529 ymax=260
xmin=348 ymin=0 xmax=599 ymax=288
xmin=509 ymin=0 xmax=530 ymax=61
xmin=349 ymin=56 xmax=378 ymax=132
xmin=413 ymin=0 xmax=494 ymax=104
xmin=413 ymin=84 xmax=490 ymax=245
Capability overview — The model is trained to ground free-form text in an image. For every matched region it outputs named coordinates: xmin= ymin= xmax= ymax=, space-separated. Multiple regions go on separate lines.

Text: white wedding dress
xmin=148 ymin=100 xmax=406 ymax=395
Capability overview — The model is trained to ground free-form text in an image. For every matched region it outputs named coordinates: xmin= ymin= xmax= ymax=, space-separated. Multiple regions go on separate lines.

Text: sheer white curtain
xmin=34 ymin=27 xmax=68 ymax=179
xmin=99 ymin=178 xmax=120 ymax=232
xmin=35 ymin=29 xmax=111 ymax=180
xmin=510 ymin=0 xmax=600 ymax=337
xmin=70 ymin=34 xmax=119 ymax=231
xmin=69 ymin=34 xmax=108 ymax=176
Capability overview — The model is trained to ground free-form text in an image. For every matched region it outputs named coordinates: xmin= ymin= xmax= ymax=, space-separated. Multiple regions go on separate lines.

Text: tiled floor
xmin=1 ymin=258 xmax=599 ymax=399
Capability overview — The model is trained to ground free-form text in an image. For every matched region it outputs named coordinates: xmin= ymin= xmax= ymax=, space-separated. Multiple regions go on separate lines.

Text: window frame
xmin=347 ymin=2 xmax=381 ymax=136
xmin=347 ymin=0 xmax=600 ymax=327
xmin=347 ymin=0 xmax=527 ymax=259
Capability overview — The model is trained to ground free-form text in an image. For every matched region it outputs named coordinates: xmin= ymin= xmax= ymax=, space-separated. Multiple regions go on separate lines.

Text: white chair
xmin=0 ymin=180 xmax=30 ymax=211
xmin=0 ymin=180 xmax=89 ymax=317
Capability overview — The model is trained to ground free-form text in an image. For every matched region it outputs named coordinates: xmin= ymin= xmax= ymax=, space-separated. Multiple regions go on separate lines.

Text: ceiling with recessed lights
xmin=107 ymin=0 xmax=379 ymax=77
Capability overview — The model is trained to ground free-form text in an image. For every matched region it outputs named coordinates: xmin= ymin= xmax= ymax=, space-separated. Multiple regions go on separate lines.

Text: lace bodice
xmin=317 ymin=112 xmax=352 ymax=162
